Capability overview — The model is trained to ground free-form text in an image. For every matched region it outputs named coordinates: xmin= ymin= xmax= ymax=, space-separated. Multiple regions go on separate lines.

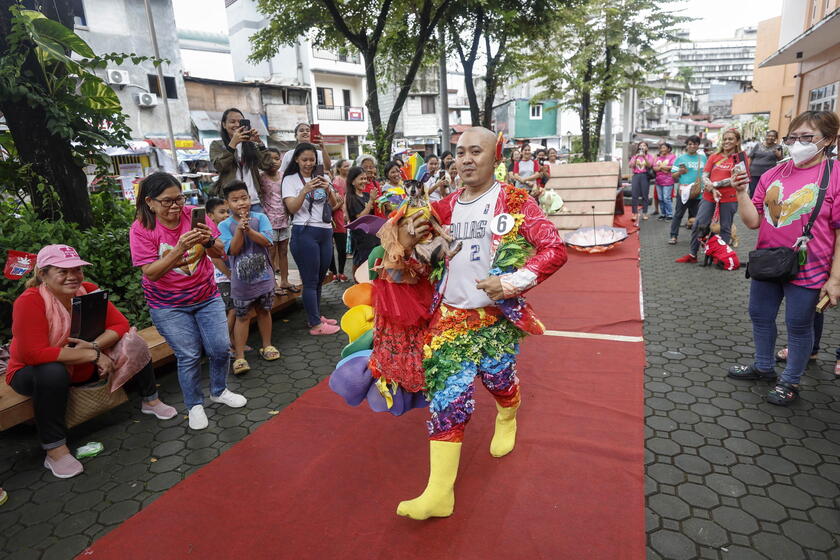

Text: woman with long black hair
xmin=209 ymin=108 xmax=272 ymax=211
xmin=281 ymin=143 xmax=342 ymax=335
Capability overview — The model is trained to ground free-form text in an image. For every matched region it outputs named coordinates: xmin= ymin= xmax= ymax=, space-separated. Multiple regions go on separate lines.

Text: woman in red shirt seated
xmin=6 ymin=245 xmax=176 ymax=479
xmin=676 ymin=129 xmax=750 ymax=263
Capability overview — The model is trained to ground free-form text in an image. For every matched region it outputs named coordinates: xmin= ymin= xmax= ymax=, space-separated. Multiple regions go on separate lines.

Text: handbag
xmin=746 ymin=159 xmax=833 ymax=282
xmin=688 ymin=175 xmax=702 ymax=200
xmin=66 ymin=380 xmax=128 ymax=428
xmin=106 ymin=327 xmax=152 ymax=393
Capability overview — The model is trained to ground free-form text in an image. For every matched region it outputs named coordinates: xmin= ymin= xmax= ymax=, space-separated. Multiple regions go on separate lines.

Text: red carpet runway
xmin=82 ymin=226 xmax=645 ymax=560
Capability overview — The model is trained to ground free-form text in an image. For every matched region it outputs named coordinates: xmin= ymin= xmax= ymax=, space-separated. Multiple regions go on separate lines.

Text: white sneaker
xmin=188 ymin=405 xmax=209 ymax=430
xmin=210 ymin=388 xmax=247 ymax=408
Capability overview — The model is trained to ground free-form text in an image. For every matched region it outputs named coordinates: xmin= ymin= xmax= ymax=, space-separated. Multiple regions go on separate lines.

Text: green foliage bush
xmin=0 ymin=191 xmax=149 ymax=341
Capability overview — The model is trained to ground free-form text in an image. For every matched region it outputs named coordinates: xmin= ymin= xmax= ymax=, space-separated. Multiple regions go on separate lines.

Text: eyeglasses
xmin=153 ymin=195 xmax=187 ymax=207
xmin=783 ymin=134 xmax=822 ymax=145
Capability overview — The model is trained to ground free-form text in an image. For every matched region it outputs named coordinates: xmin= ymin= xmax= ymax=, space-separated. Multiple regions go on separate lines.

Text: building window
xmin=147 ymin=75 xmax=178 ymax=99
xmin=317 ymin=87 xmax=334 ymax=108
xmin=71 ymin=0 xmax=87 ymax=27
xmin=530 ymin=104 xmax=543 ymax=119
xmin=808 ymin=82 xmax=838 ymax=112
xmin=420 ymin=95 xmax=436 ymax=114
xmin=288 ymin=90 xmax=308 ymax=105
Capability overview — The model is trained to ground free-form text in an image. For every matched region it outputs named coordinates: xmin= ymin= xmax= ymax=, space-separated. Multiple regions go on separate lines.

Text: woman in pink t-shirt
xmin=653 ymin=143 xmax=676 ymax=220
xmin=129 ymin=172 xmax=247 ymax=430
xmin=629 ymin=142 xmax=654 ymax=221
xmin=728 ymin=111 xmax=840 ymax=406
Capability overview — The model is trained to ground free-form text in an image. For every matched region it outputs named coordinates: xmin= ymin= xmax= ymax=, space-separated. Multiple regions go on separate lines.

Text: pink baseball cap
xmin=36 ymin=245 xmax=92 ymax=269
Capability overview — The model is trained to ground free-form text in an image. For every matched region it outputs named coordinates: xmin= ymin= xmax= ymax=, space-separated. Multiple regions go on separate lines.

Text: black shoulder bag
xmin=746 ymin=158 xmax=834 ymax=282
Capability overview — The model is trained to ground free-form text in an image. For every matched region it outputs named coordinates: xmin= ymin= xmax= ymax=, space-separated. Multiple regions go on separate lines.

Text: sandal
xmin=668 ymin=238 xmax=677 ymax=245
xmin=767 ymin=382 xmax=799 ymax=406
xmin=259 ymin=345 xmax=281 ymax=361
xmin=775 ymin=347 xmax=818 ymax=362
xmin=275 ymin=287 xmax=288 ymax=296
xmin=285 ymin=285 xmax=301 ymax=293
xmin=232 ymin=358 xmax=250 ymax=375
xmin=320 ymin=316 xmax=338 ymax=326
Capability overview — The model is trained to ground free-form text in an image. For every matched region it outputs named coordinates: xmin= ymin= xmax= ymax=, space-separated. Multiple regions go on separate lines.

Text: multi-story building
xmin=657 ymin=28 xmax=757 ymax=112
xmin=225 ymin=0 xmax=368 ymax=160
xmin=759 ymin=0 xmax=840 ymax=119
xmin=73 ymin=0 xmax=195 ymax=174
xmin=493 ymin=79 xmax=585 ymax=155
xmin=731 ymin=17 xmax=798 ymax=132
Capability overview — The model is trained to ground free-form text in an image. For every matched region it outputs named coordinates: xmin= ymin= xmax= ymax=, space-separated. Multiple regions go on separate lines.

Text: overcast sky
xmin=171 ymin=0 xmax=784 ymax=41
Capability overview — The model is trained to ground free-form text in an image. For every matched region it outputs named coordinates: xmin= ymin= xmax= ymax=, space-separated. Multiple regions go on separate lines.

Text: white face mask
xmin=788 ymin=141 xmax=819 ymax=166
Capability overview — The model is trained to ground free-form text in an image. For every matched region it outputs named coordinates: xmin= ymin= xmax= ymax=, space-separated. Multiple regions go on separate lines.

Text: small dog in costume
xmin=698 ymin=224 xmax=740 ymax=270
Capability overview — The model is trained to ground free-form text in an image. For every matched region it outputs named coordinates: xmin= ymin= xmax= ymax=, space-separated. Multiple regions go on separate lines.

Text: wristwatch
xmin=203 ymin=235 xmax=218 ymax=249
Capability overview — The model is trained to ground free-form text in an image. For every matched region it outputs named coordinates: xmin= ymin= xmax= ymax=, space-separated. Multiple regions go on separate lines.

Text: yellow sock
xmin=490 ymin=401 xmax=519 ymax=457
xmin=396 ymin=441 xmax=461 ymax=520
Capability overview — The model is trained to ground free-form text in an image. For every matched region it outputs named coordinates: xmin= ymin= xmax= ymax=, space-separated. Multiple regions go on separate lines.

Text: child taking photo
xmin=219 ymin=181 xmax=281 ymax=375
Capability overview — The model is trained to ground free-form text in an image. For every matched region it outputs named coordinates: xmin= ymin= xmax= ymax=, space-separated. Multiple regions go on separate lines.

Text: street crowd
xmin=2 ymin=108 xmax=839 ymax=504
xmin=630 ymin=111 xmax=840 ymax=410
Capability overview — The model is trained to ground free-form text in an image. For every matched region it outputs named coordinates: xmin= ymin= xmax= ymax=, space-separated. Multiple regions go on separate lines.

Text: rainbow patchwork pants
xmin=423 ymin=304 xmax=524 ymax=442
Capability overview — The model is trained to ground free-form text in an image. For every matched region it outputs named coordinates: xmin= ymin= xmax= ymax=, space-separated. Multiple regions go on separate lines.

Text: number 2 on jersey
xmin=470 ymin=244 xmax=480 ymax=262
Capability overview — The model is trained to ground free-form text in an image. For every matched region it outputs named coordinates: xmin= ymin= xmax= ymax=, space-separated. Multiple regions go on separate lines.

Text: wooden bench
xmin=0 ymin=289 xmax=301 ymax=431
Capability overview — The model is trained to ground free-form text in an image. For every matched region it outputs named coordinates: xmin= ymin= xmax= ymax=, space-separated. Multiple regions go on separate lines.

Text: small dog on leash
xmin=710 ymin=221 xmax=739 ymax=248
xmin=698 ymin=225 xmax=740 ymax=270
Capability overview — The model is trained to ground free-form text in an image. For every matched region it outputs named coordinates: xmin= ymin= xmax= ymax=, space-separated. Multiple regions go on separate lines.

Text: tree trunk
xmin=481 ymin=30 xmax=506 ymax=129
xmin=361 ymin=47 xmax=393 ymax=171
xmin=0 ymin=0 xmax=93 ymax=228
xmin=449 ymin=8 xmax=483 ymax=126
xmin=578 ymin=56 xmax=594 ymax=161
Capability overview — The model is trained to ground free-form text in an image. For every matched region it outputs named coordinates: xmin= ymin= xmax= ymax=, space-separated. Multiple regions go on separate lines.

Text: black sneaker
xmin=767 ymin=382 xmax=799 ymax=406
xmin=728 ymin=364 xmax=777 ymax=381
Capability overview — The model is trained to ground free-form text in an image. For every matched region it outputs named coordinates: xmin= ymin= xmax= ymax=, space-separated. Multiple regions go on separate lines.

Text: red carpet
xmin=82 ymin=229 xmax=645 ymax=559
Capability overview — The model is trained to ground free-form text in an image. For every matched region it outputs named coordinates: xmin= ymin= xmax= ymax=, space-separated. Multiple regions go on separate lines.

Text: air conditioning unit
xmin=106 ymin=69 xmax=129 ymax=86
xmin=134 ymin=92 xmax=159 ymax=108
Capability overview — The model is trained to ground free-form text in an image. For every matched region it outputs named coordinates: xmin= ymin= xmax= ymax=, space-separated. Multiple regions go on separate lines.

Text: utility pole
xmin=604 ymin=100 xmax=613 ymax=162
xmin=438 ymin=25 xmax=450 ymax=154
xmin=143 ymin=0 xmax=178 ymax=168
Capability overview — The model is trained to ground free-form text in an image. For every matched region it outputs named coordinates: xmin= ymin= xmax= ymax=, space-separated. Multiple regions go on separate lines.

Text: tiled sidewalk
xmin=0 ymin=281 xmax=348 ymax=560
xmin=641 ymin=214 xmax=840 ymax=560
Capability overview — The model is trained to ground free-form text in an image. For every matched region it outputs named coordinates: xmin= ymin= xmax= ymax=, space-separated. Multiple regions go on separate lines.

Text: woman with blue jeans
xmin=130 ymin=172 xmax=248 ymax=430
xmin=281 ymin=143 xmax=343 ymax=336
xmin=629 ymin=142 xmax=653 ymax=222
xmin=727 ymin=110 xmax=840 ymax=405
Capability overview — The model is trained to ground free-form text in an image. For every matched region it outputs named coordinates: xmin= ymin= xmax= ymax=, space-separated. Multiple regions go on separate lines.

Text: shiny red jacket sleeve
xmin=520 ymin=195 xmax=567 ymax=285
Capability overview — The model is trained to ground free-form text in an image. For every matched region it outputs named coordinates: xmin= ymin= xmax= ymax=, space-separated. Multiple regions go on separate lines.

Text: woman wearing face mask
xmin=653 ymin=143 xmax=676 ymax=221
xmin=727 ymin=111 xmax=840 ymax=406
xmin=748 ymin=130 xmax=784 ymax=198
xmin=677 ymin=129 xmax=749 ymax=263
xmin=282 ymin=143 xmax=342 ymax=335
xmin=209 ymin=108 xmax=273 ymax=209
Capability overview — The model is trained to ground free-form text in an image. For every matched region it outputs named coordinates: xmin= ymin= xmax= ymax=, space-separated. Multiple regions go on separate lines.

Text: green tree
xmin=677 ymin=65 xmax=693 ymax=88
xmin=446 ymin=0 xmax=566 ymax=128
xmin=251 ymin=0 xmax=451 ymax=166
xmin=531 ymin=0 xmax=689 ymax=161
xmin=0 ymin=1 xmax=132 ymax=228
